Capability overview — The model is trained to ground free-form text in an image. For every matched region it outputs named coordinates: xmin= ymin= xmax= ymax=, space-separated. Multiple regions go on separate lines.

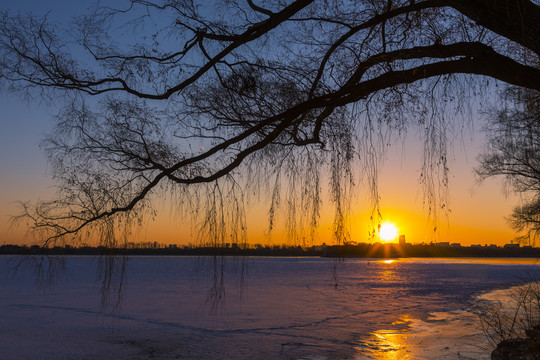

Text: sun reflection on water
xmin=355 ymin=312 xmax=490 ymax=360
xmin=370 ymin=330 xmax=412 ymax=360
xmin=356 ymin=323 xmax=413 ymax=360
xmin=375 ymin=259 xmax=401 ymax=283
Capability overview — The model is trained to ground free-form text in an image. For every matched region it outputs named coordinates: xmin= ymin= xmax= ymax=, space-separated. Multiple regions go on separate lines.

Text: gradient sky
xmin=0 ymin=1 xmax=522 ymax=247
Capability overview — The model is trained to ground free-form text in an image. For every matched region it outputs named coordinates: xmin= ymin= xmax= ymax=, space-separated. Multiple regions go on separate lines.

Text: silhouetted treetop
xmin=477 ymin=87 xmax=540 ymax=243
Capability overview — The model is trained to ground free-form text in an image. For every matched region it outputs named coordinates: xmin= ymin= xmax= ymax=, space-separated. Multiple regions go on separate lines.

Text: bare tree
xmin=477 ymin=86 xmax=540 ymax=243
xmin=2 ymin=0 xmax=540 ymax=249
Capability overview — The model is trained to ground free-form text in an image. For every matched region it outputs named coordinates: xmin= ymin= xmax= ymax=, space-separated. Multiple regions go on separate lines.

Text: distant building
xmin=436 ymin=242 xmax=450 ymax=247
xmin=451 ymin=243 xmax=461 ymax=247
xmin=504 ymin=243 xmax=520 ymax=248
xmin=399 ymin=235 xmax=406 ymax=246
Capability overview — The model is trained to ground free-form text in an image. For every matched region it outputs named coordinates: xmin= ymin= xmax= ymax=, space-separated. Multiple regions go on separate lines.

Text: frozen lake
xmin=1 ymin=256 xmax=540 ymax=359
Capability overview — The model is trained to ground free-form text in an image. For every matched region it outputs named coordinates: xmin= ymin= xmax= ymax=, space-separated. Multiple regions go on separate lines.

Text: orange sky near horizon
xmin=0 ymin=93 xmax=521 ymax=248
xmin=87 ymin=130 xmax=519 ymax=248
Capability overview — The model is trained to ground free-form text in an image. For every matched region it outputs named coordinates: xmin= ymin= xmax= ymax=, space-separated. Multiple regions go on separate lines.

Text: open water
xmin=1 ymin=256 xmax=540 ymax=359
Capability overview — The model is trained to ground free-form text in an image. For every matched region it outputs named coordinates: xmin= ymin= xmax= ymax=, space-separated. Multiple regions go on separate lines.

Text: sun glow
xmin=379 ymin=221 xmax=399 ymax=242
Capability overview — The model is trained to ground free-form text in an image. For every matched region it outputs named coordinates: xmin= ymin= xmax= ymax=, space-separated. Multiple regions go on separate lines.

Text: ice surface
xmin=1 ymin=256 xmax=540 ymax=359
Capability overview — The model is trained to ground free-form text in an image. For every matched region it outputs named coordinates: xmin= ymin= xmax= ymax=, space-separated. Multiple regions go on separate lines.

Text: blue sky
xmin=0 ymin=0 xmax=522 ymax=246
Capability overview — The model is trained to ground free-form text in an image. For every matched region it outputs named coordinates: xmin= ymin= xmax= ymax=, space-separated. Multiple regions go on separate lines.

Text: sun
xmin=379 ymin=221 xmax=399 ymax=242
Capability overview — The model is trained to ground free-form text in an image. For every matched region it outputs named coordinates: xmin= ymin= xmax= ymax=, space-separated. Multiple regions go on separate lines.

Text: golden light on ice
xmin=379 ymin=222 xmax=399 ymax=242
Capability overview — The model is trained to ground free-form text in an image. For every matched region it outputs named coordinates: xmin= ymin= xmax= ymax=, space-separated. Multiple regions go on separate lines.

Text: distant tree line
xmin=2 ymin=243 xmax=540 ymax=258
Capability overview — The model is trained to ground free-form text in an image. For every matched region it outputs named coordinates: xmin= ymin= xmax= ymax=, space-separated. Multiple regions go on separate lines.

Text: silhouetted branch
xmin=1 ymin=0 xmax=539 ymax=250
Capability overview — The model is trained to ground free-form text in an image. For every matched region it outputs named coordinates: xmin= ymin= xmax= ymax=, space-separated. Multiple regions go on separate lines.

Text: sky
xmin=0 ymin=1 xmax=522 ymax=247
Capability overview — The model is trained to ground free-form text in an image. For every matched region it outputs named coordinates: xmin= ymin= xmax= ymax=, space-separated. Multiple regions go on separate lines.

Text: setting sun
xmin=379 ymin=222 xmax=399 ymax=242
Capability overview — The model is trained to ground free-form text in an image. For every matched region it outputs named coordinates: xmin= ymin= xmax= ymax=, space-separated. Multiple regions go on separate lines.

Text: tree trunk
xmin=451 ymin=0 xmax=540 ymax=56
